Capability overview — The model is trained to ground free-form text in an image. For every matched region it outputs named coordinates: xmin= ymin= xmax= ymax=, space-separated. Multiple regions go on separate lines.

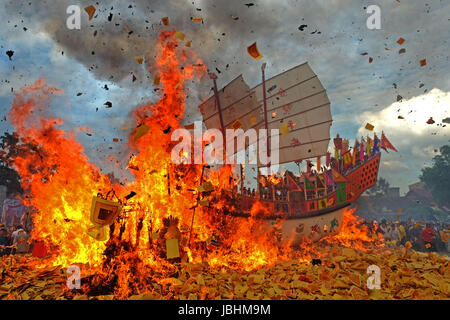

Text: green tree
xmin=0 ymin=132 xmax=23 ymax=195
xmin=420 ymin=144 xmax=450 ymax=206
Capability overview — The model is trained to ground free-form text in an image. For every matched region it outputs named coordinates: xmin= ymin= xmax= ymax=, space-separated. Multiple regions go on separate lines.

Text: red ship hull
xmin=238 ymin=153 xmax=381 ymax=242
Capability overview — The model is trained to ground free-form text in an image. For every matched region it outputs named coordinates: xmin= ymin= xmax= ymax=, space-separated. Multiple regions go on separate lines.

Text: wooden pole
xmin=261 ymin=63 xmax=270 ymax=177
xmin=167 ymin=164 xmax=171 ymax=197
xmin=210 ymin=73 xmax=226 ymax=147
xmin=240 ymin=164 xmax=244 ymax=193
xmin=188 ymin=165 xmax=205 ymax=247
xmin=240 ymin=164 xmax=245 ymax=209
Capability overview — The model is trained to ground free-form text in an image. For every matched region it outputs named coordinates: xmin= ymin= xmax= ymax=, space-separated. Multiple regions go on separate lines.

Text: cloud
xmin=357 ymin=88 xmax=450 ymax=193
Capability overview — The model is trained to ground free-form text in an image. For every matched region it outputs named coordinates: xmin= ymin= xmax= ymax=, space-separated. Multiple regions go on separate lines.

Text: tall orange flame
xmin=5 ymin=30 xmax=380 ymax=298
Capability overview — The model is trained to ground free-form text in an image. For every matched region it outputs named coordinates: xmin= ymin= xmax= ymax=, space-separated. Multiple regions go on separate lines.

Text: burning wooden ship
xmin=198 ymin=62 xmax=396 ymax=244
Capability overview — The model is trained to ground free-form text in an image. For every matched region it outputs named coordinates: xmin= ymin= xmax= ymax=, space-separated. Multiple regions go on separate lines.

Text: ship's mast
xmin=209 ymin=72 xmax=226 ymax=147
xmin=261 ymin=63 xmax=270 ymax=176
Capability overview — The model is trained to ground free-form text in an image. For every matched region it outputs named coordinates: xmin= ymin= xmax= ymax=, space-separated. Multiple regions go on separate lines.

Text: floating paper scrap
xmin=191 ymin=17 xmax=203 ymax=22
xmin=197 ymin=181 xmax=214 ymax=193
xmin=134 ymin=124 xmax=150 ymax=142
xmin=87 ymin=225 xmax=107 ymax=241
xmin=135 ymin=56 xmax=143 ymax=64
xmin=161 ymin=17 xmax=170 ymax=26
xmin=174 ymin=31 xmax=185 ymax=40
xmin=247 ymin=42 xmax=263 ymax=60
xmin=280 ymin=122 xmax=290 ymax=135
xmin=365 ymin=123 xmax=374 ymax=131
xmin=397 ymin=37 xmax=405 ymax=45
xmin=165 ymin=238 xmax=180 ymax=259
xmin=231 ymin=120 xmax=242 ymax=129
xmin=84 ymin=5 xmax=96 ymax=20
xmin=420 ymin=59 xmax=427 ymax=67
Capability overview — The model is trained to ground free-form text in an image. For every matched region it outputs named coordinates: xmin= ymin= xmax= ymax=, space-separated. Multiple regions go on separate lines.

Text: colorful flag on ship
xmin=304 ymin=177 xmax=316 ymax=190
xmin=381 ymin=131 xmax=398 ymax=152
xmin=352 ymin=147 xmax=357 ymax=166
xmin=317 ymin=156 xmax=321 ymax=172
xmin=354 ymin=139 xmax=360 ymax=152
xmin=334 ymin=148 xmax=340 ymax=160
xmin=342 ymin=139 xmax=349 ymax=152
xmin=333 ymin=135 xmax=342 ymax=150
xmin=359 ymin=140 xmax=365 ymax=161
xmin=317 ymin=174 xmax=325 ymax=189
xmin=325 ymin=170 xmax=334 ymax=186
xmin=366 ymin=137 xmax=373 ymax=156
xmin=373 ymin=134 xmax=380 ymax=153
xmin=326 ymin=152 xmax=331 ymax=167
xmin=342 ymin=150 xmax=352 ymax=164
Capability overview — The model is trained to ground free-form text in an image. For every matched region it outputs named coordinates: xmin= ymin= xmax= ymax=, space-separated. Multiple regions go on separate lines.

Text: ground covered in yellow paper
xmin=0 ymin=245 xmax=448 ymax=300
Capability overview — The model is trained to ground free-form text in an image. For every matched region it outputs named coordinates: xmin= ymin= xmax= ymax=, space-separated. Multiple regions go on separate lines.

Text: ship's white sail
xmin=198 ymin=62 xmax=331 ymax=166
xmin=198 ymin=75 xmax=263 ymax=133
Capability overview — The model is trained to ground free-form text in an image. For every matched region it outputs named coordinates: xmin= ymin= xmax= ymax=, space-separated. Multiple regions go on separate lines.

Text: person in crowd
xmin=420 ymin=223 xmax=436 ymax=251
xmin=398 ymin=223 xmax=406 ymax=245
xmin=390 ymin=224 xmax=402 ymax=247
xmin=1 ymin=192 xmax=27 ymax=230
xmin=379 ymin=220 xmax=388 ymax=235
xmin=11 ymin=225 xmax=30 ymax=254
xmin=0 ymin=224 xmax=11 ymax=256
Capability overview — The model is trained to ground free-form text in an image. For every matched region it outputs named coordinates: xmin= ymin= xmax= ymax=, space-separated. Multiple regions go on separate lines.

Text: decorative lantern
xmin=90 ymin=196 xmax=121 ymax=227
xmin=87 ymin=196 xmax=121 ymax=241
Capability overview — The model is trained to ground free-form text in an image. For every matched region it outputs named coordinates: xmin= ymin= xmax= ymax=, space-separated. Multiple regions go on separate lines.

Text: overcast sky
xmin=0 ymin=0 xmax=449 ymax=194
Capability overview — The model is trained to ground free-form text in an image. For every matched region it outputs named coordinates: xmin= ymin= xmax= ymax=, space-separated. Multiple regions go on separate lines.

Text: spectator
xmin=390 ymin=225 xmax=402 ymax=246
xmin=11 ymin=225 xmax=30 ymax=254
xmin=1 ymin=193 xmax=27 ymax=229
xmin=398 ymin=223 xmax=406 ymax=245
xmin=0 ymin=224 xmax=10 ymax=256
xmin=420 ymin=223 xmax=436 ymax=251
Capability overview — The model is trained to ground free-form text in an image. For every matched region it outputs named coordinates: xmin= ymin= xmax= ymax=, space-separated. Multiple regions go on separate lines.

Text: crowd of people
xmin=1 ymin=192 xmax=449 ymax=257
xmin=363 ymin=218 xmax=450 ymax=253
xmin=0 ymin=224 xmax=30 ymax=256
xmin=0 ymin=194 xmax=33 ymax=256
